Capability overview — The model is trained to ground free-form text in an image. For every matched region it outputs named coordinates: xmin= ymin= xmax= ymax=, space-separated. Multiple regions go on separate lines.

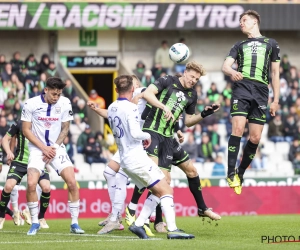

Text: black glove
xmin=201 ymin=106 xmax=216 ymax=118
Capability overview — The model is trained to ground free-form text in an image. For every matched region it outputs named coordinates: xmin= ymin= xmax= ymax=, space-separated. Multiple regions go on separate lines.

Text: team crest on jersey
xmin=55 ymin=107 xmax=61 ymax=114
xmin=176 ymin=91 xmax=186 ymax=102
xmin=188 ymin=92 xmax=192 ymax=97
xmin=44 ymin=122 xmax=51 ymax=128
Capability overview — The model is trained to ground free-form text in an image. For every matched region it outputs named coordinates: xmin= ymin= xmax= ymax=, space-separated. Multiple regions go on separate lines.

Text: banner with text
xmin=5 ymin=186 xmax=300 ymax=218
xmin=2 ymin=177 xmax=300 ymax=190
xmin=0 ymin=3 xmax=299 ymax=30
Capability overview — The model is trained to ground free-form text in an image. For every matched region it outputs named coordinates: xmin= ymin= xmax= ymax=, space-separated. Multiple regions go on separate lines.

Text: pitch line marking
xmin=0 ymin=230 xmax=162 ymax=240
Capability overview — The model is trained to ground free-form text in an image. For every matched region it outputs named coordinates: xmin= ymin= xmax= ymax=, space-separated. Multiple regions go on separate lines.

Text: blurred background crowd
xmin=0 ymin=41 xmax=299 ymax=178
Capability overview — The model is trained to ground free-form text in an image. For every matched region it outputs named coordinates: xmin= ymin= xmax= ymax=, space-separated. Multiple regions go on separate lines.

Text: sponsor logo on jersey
xmin=167 ymin=98 xmax=184 ymax=113
xmin=38 ymin=117 xmax=59 ymax=121
xmin=259 ymin=105 xmax=267 ymax=110
xmin=244 ymin=41 xmax=266 ymax=56
xmin=176 ymin=91 xmax=186 ymax=102
xmin=166 ymin=155 xmax=173 ymax=160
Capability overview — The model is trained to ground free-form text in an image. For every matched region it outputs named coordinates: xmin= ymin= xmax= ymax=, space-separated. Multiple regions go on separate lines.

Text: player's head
xmin=44 ymin=77 xmax=66 ymax=104
xmin=182 ymin=61 xmax=206 ymax=89
xmin=131 ymin=75 xmax=141 ymax=89
xmin=114 ymin=75 xmax=134 ymax=96
xmin=239 ymin=10 xmax=260 ymax=34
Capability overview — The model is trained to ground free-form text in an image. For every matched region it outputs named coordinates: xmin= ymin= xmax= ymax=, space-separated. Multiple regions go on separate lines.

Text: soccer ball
xmin=169 ymin=43 xmax=190 ymax=63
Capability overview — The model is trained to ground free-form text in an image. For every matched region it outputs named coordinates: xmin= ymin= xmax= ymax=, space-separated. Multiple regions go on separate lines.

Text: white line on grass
xmin=0 ymin=230 xmax=137 ymax=238
xmin=0 ymin=230 xmax=163 ymax=240
xmin=0 ymin=238 xmax=162 ymax=244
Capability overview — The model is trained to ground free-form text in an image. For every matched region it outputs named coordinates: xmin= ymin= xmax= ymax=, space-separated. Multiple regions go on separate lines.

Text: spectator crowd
xmin=1 ymin=46 xmax=300 ymax=177
xmin=0 ymin=52 xmax=110 ymax=169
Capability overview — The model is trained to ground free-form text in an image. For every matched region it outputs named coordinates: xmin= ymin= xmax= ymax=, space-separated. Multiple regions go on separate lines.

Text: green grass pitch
xmin=0 ymin=215 xmax=299 ymax=250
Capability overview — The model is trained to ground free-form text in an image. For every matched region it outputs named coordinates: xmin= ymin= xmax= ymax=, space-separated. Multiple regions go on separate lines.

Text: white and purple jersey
xmin=21 ymin=94 xmax=73 ymax=151
xmin=108 ymin=97 xmax=150 ymax=163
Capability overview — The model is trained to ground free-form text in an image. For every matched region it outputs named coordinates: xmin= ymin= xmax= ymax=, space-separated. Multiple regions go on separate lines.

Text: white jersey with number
xmin=21 ymin=94 xmax=74 ymax=151
xmin=108 ymin=98 xmax=150 ymax=163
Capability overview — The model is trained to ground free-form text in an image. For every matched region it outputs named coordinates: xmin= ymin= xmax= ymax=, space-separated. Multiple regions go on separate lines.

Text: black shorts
xmin=6 ymin=161 xmax=50 ymax=185
xmin=230 ymin=79 xmax=269 ymax=125
xmin=145 ymin=131 xmax=189 ymax=171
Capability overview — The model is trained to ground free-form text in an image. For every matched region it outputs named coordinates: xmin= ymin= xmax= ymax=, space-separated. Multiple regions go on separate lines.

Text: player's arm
xmin=22 ymin=121 xmax=56 ymax=158
xmin=185 ymin=105 xmax=220 ymax=127
xmin=131 ymin=92 xmax=144 ymax=105
xmin=2 ymin=133 xmax=15 ymax=165
xmin=10 ymin=135 xmax=17 ymax=153
xmin=269 ymin=40 xmax=281 ymax=117
xmin=55 ymin=121 xmax=70 ymax=146
xmin=143 ymin=84 xmax=174 ymax=121
xmin=87 ymin=101 xmax=108 ymax=119
xmin=128 ymin=109 xmax=151 ymax=148
xmin=269 ymin=61 xmax=280 ymax=116
xmin=222 ymin=43 xmax=243 ymax=82
xmin=222 ymin=58 xmax=243 ymax=82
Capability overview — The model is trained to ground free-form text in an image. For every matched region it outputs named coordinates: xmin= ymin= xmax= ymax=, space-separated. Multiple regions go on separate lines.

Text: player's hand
xmin=0 ymin=165 xmax=2 ymax=173
xmin=6 ymin=151 xmax=15 ymax=163
xmin=87 ymin=101 xmax=98 ymax=110
xmin=143 ymin=137 xmax=151 ymax=149
xmin=230 ymin=71 xmax=243 ymax=82
xmin=210 ymin=104 xmax=220 ymax=112
xmin=269 ymin=102 xmax=279 ymax=116
xmin=42 ymin=155 xmax=53 ymax=164
xmin=177 ymin=130 xmax=184 ymax=144
xmin=42 ymin=146 xmax=56 ymax=159
xmin=163 ymin=106 xmax=174 ymax=122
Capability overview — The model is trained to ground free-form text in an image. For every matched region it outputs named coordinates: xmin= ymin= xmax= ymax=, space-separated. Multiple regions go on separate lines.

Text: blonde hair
xmin=186 ymin=61 xmax=206 ymax=76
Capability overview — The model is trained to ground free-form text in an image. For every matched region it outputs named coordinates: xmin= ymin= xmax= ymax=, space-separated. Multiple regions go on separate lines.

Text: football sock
xmin=238 ymin=140 xmax=259 ymax=176
xmin=160 ymin=195 xmax=177 ymax=231
xmin=111 ymin=170 xmax=128 ymax=221
xmin=38 ymin=192 xmax=51 ymax=219
xmin=103 ymin=166 xmax=117 ymax=204
xmin=10 ymin=185 xmax=19 ymax=212
xmin=127 ymin=203 xmax=137 ymax=216
xmin=227 ymin=135 xmax=241 ymax=176
xmin=154 ymin=204 xmax=163 ymax=225
xmin=128 ymin=185 xmax=144 ymax=215
xmin=135 ymin=195 xmax=160 ymax=227
xmin=27 ymin=201 xmax=39 ymax=224
xmin=5 ymin=207 xmax=13 ymax=218
xmin=188 ymin=176 xmax=207 ymax=210
xmin=68 ymin=200 xmax=80 ymax=225
xmin=0 ymin=190 xmax=11 ymax=218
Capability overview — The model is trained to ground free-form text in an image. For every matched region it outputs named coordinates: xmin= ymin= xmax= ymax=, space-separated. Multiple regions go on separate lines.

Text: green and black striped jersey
xmin=226 ymin=36 xmax=280 ymax=85
xmin=6 ymin=120 xmax=29 ymax=165
xmin=143 ymin=75 xmax=197 ymax=137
